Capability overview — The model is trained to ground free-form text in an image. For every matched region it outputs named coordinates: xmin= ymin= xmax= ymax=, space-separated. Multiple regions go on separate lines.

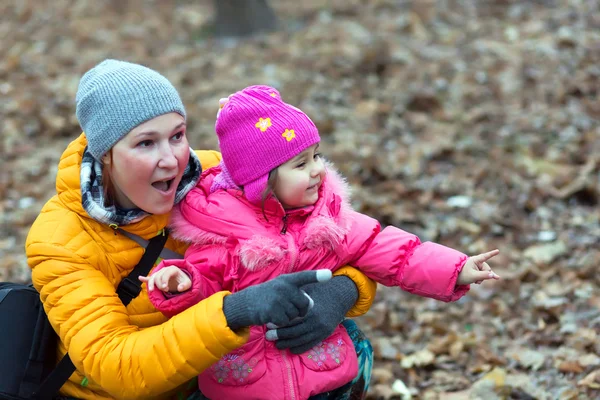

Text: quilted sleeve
xmin=27 ymin=238 xmax=248 ymax=399
xmin=345 ymin=211 xmax=470 ymax=302
xmin=332 ymin=266 xmax=377 ymax=317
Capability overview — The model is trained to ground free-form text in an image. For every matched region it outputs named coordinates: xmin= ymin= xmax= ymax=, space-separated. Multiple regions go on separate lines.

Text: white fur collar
xmin=170 ymin=162 xmax=354 ymax=270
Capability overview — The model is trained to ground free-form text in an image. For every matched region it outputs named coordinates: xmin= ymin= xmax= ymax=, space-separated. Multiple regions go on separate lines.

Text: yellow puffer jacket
xmin=26 ymin=134 xmax=376 ymax=400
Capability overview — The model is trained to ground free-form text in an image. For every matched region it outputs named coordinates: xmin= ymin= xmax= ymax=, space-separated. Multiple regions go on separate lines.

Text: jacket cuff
xmin=222 ymin=291 xmax=252 ymax=331
xmin=447 ymin=256 xmax=470 ymax=301
xmin=333 ymin=266 xmax=377 ymax=318
xmin=147 ymin=259 xmax=203 ymax=318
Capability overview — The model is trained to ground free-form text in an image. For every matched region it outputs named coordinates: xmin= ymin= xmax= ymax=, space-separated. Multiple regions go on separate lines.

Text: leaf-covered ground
xmin=1 ymin=1 xmax=599 ymax=398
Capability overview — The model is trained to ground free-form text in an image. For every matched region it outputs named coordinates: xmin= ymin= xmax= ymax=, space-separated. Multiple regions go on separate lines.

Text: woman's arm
xmin=332 ymin=266 xmax=377 ymax=317
xmin=29 ymin=241 xmax=248 ymax=400
xmin=29 ymin=237 xmax=326 ymax=399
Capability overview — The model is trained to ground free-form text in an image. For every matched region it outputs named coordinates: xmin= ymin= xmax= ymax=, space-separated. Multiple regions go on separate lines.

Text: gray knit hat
xmin=75 ymin=59 xmax=186 ymax=161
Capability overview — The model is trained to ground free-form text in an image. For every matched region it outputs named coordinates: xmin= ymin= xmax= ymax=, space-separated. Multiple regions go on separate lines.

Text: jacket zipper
xmin=281 ymin=214 xmax=298 ymax=273
xmin=280 ymin=214 xmax=288 ymax=234
xmin=280 ymin=213 xmax=298 ymax=399
xmin=281 ymin=349 xmax=296 ymax=400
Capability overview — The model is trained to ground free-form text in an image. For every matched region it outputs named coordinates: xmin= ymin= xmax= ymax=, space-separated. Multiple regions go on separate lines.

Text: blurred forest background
xmin=1 ymin=0 xmax=599 ymax=398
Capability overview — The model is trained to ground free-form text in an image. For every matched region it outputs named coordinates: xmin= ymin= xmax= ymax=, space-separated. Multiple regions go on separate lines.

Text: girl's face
xmin=273 ymin=144 xmax=325 ymax=209
xmin=103 ymin=112 xmax=190 ymax=215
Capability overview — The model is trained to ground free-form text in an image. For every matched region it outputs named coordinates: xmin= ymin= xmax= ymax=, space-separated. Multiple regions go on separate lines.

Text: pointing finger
xmin=473 ymin=249 xmax=500 ymax=264
xmin=281 ymin=270 xmax=332 ymax=288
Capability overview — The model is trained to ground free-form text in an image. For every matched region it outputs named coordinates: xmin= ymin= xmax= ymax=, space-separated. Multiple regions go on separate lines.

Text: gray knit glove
xmin=266 ymin=275 xmax=359 ymax=354
xmin=223 ymin=270 xmax=332 ymax=330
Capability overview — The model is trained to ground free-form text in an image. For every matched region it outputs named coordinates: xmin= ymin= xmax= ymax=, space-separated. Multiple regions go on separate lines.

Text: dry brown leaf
xmin=400 ymin=349 xmax=435 ymax=369
xmin=578 ymin=369 xmax=600 ymax=389
xmin=558 ymin=360 xmax=584 ymax=374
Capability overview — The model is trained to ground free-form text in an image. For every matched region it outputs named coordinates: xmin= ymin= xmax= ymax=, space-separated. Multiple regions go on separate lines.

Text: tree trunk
xmin=213 ymin=0 xmax=278 ymax=38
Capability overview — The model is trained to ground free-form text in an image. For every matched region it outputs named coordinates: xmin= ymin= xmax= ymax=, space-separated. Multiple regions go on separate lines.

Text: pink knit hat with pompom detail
xmin=212 ymin=85 xmax=320 ymax=204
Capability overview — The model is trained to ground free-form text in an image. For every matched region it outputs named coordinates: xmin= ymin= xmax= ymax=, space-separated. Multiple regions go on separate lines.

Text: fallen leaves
xmin=579 ymin=370 xmax=600 ymax=389
xmin=523 ymin=241 xmax=568 ymax=265
xmin=2 ymin=0 xmax=599 ymax=398
xmin=400 ymin=349 xmax=435 ymax=369
xmin=507 ymin=348 xmax=546 ymax=371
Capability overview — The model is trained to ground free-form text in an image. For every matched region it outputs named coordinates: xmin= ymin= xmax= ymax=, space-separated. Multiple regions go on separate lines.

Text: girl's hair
xmin=101 ymin=149 xmax=116 ymax=207
xmin=260 ymin=168 xmax=279 ymax=222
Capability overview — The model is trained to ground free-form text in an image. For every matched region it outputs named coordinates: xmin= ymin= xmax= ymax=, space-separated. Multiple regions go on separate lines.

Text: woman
xmin=25 ymin=59 xmax=376 ymax=399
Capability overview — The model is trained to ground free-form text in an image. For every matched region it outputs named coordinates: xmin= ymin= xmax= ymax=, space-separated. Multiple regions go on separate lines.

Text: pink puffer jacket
xmin=149 ymin=164 xmax=469 ymax=400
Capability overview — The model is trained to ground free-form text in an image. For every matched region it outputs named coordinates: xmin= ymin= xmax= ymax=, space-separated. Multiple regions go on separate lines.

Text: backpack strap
xmin=118 ymin=228 xmax=183 ymax=261
xmin=117 ymin=230 xmax=170 ymax=306
xmin=31 ymin=230 xmax=170 ymax=399
xmin=18 ymin=290 xmax=56 ymax=399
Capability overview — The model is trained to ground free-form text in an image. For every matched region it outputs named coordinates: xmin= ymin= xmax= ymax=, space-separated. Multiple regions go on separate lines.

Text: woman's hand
xmin=139 ymin=266 xmax=192 ymax=293
xmin=266 ymin=275 xmax=359 ymax=354
xmin=223 ymin=270 xmax=332 ymax=330
xmin=457 ymin=249 xmax=501 ymax=286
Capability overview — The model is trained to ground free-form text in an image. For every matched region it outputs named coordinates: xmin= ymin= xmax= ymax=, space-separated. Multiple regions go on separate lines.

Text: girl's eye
xmin=296 ymin=161 xmax=306 ymax=168
xmin=138 ymin=140 xmax=153 ymax=147
xmin=314 ymin=153 xmax=321 ymax=160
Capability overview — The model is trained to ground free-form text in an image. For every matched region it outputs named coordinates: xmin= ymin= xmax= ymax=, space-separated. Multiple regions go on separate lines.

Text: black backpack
xmin=0 ymin=231 xmax=170 ymax=400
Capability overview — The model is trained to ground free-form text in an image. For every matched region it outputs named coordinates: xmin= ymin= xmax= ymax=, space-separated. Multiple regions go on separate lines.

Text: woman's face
xmin=103 ymin=112 xmax=190 ymax=215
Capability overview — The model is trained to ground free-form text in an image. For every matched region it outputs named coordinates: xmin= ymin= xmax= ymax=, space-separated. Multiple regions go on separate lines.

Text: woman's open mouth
xmin=151 ymin=178 xmax=175 ymax=193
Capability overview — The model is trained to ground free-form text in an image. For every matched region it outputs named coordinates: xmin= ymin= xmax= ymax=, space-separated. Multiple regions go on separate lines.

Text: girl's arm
xmin=344 ymin=211 xmax=470 ymax=302
xmin=146 ymin=244 xmax=228 ymax=318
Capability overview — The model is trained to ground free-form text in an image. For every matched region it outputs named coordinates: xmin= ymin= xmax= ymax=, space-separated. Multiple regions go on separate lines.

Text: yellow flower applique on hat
xmin=255 ymin=117 xmax=272 ymax=132
xmin=282 ymin=129 xmax=296 ymax=142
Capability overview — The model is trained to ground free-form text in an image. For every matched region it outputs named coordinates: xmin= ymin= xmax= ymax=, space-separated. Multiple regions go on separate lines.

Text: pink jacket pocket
xmin=199 ymin=329 xmax=267 ymax=388
xmin=299 ymin=325 xmax=351 ymax=372
xmin=296 ymin=324 xmax=358 ymax=398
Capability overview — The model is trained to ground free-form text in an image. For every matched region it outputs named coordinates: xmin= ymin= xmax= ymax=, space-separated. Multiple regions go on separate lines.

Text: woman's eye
xmin=296 ymin=162 xmax=306 ymax=168
xmin=172 ymin=131 xmax=184 ymax=141
xmin=138 ymin=140 xmax=153 ymax=147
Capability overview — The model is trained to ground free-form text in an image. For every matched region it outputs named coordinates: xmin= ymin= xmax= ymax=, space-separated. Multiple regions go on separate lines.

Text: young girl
xmin=143 ymin=85 xmax=500 ymax=400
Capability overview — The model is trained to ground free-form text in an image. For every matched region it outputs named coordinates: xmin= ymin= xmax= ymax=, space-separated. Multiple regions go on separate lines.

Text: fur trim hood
xmin=170 ymin=161 xmax=354 ymax=270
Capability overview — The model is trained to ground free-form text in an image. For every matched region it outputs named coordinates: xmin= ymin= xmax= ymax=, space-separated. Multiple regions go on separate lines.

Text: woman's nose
xmin=158 ymin=144 xmax=178 ymax=169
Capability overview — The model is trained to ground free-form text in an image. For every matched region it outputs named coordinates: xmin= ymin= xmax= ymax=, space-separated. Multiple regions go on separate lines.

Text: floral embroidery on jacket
xmin=307 ymin=343 xmax=328 ymax=367
xmin=326 ymin=338 xmax=344 ymax=364
xmin=211 ymin=352 xmax=258 ymax=384
xmin=306 ymin=338 xmax=345 ymax=367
